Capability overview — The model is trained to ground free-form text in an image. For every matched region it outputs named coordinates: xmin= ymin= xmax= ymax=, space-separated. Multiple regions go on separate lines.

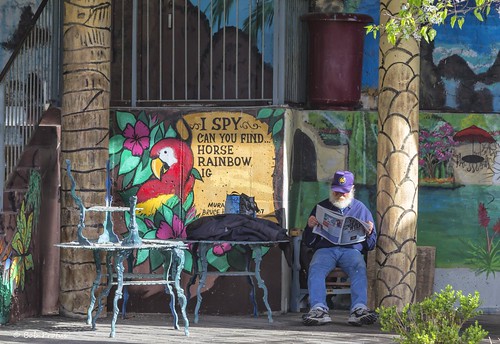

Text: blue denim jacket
xmin=302 ymin=198 xmax=377 ymax=253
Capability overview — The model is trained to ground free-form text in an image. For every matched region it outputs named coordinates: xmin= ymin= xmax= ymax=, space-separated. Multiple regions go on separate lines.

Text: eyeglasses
xmin=333 ymin=191 xmax=349 ymax=196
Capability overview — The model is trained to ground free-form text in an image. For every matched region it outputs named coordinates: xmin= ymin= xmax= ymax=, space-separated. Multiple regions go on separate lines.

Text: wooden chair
xmin=290 ymin=231 xmax=351 ymax=312
xmin=325 ymin=267 xmax=351 ymax=297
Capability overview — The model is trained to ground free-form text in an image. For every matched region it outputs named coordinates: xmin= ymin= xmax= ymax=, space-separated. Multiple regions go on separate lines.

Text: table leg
xmin=87 ymin=250 xmax=102 ymax=326
xmin=92 ymin=252 xmax=113 ymax=330
xmin=185 ymin=243 xmax=200 ymax=302
xmin=251 ymin=245 xmax=273 ymax=323
xmin=110 ymin=249 xmax=130 ymax=338
xmin=121 ymin=253 xmax=135 ymax=319
xmin=173 ymin=247 xmax=189 ymax=336
xmin=194 ymin=243 xmax=209 ymax=324
xmin=245 ymin=249 xmax=258 ymax=317
xmin=162 ymin=250 xmax=179 ymax=330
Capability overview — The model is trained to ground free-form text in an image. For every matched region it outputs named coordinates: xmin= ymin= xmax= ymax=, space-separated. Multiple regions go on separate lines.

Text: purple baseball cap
xmin=331 ymin=171 xmax=354 ymax=193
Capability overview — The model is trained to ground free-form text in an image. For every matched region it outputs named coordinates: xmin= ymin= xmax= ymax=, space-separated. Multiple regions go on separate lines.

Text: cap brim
xmin=331 ymin=185 xmax=352 ymax=193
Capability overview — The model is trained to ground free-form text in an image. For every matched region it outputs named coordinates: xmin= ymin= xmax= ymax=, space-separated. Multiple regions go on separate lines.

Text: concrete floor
xmin=1 ymin=310 xmax=500 ymax=344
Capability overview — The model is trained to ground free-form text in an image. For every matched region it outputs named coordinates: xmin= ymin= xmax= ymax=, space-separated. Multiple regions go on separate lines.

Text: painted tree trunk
xmin=373 ymin=0 xmax=420 ymax=309
xmin=60 ymin=0 xmax=111 ymax=316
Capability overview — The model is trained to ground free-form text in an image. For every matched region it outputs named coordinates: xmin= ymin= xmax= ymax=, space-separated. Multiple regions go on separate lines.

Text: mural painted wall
xmin=289 ymin=109 xmax=500 ymax=310
xmin=109 ymin=108 xmax=285 ymax=313
xmin=0 ymin=170 xmax=40 ymax=324
xmin=353 ymin=0 xmax=500 ymax=112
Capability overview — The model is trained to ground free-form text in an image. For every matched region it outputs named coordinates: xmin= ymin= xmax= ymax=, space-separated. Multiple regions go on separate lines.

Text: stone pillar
xmin=373 ymin=0 xmax=421 ymax=309
xmin=59 ymin=0 xmax=111 ymax=317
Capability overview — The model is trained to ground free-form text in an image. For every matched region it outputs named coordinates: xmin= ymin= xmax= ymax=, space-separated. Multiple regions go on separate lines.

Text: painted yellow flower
xmin=10 ymin=201 xmax=34 ymax=291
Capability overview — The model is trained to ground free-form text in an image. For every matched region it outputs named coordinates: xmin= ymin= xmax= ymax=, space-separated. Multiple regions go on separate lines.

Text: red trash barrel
xmin=301 ymin=13 xmax=373 ymax=109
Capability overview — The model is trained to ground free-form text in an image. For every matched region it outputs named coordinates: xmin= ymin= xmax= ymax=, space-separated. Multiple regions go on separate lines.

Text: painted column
xmin=373 ymin=0 xmax=420 ymax=309
xmin=60 ymin=0 xmax=111 ymax=316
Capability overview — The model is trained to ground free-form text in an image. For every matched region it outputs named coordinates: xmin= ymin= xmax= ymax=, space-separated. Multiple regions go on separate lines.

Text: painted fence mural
xmin=109 ymin=108 xmax=284 ymax=312
xmin=290 ymin=110 xmax=500 ymax=309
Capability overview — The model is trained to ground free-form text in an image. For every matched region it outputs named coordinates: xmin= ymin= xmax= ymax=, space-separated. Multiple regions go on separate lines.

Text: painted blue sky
xmin=433 ymin=12 xmax=500 ymax=74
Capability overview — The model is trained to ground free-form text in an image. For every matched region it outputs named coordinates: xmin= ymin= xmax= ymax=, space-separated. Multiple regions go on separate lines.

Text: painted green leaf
xmin=116 ymin=111 xmax=137 ymax=132
xmin=191 ymin=168 xmax=203 ymax=181
xmin=122 ymin=170 xmax=135 ymax=189
xmin=132 ymin=160 xmax=152 ymax=186
xmin=24 ymin=255 xmax=34 ymax=272
xmin=149 ymin=250 xmax=165 ymax=272
xmin=165 ymin=125 xmax=178 ymax=138
xmin=109 ymin=135 xmax=125 ymax=155
xmin=120 ymin=187 xmax=139 ymax=205
xmin=166 ymin=195 xmax=180 ymax=209
xmin=154 ymin=123 xmax=165 ymax=143
xmin=143 ymin=230 xmax=157 ymax=240
xmin=183 ymin=251 xmax=193 ymax=272
xmin=227 ymin=248 xmax=247 ymax=270
xmin=150 ymin=125 xmax=160 ymax=144
xmin=135 ymin=249 xmax=149 ymax=266
xmin=206 ymin=249 xmax=230 ymax=272
xmin=183 ymin=192 xmax=194 ymax=213
xmin=135 ymin=216 xmax=148 ymax=236
xmin=134 ymin=230 xmax=158 ymax=267
xmin=118 ymin=149 xmax=141 ymax=175
xmin=272 ymin=118 xmax=284 ymax=136
xmin=161 ymin=205 xmax=174 ymax=225
xmin=137 ymin=110 xmax=148 ymax=124
xmin=12 ymin=203 xmax=32 ymax=257
xmin=109 ymin=152 xmax=122 ymax=170
xmin=252 ymin=246 xmax=270 ymax=259
xmin=272 ymin=108 xmax=285 ymax=117
xmin=257 ymin=108 xmax=273 ymax=119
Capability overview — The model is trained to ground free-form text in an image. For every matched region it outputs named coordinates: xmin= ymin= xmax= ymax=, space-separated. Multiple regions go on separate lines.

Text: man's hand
xmin=307 ymin=215 xmax=319 ymax=228
xmin=366 ymin=221 xmax=374 ymax=235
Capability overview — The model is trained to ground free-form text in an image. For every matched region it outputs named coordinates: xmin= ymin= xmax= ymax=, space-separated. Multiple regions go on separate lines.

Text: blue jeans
xmin=307 ymin=246 xmax=368 ymax=312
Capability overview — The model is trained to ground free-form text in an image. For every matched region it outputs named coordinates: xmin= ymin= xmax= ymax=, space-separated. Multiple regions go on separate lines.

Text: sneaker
xmin=302 ymin=307 xmax=332 ymax=326
xmin=347 ymin=307 xmax=378 ymax=326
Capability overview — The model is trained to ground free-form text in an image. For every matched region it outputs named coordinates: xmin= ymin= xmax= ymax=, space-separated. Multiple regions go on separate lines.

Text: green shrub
xmin=377 ymin=285 xmax=488 ymax=344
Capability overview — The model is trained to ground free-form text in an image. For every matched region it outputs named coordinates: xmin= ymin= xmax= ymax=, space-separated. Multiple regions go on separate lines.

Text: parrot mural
xmin=137 ymin=138 xmax=195 ymax=216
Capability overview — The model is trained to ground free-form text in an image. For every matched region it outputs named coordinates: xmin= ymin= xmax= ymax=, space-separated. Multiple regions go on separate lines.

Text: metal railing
xmin=0 ymin=0 xmax=62 ymax=198
xmin=112 ymin=0 xmax=277 ymax=106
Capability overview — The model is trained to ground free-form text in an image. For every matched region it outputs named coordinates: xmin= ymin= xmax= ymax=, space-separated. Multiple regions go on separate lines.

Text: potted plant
xmin=301 ymin=0 xmax=373 ymax=109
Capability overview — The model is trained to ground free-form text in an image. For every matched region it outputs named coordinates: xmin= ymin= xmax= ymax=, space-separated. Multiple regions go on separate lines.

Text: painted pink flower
xmin=144 ymin=218 xmax=154 ymax=228
xmin=478 ymin=203 xmax=490 ymax=229
xmin=493 ymin=219 xmax=500 ymax=234
xmin=156 ymin=215 xmax=186 ymax=239
xmin=213 ymin=243 xmax=232 ymax=256
xmin=123 ymin=120 xmax=150 ymax=156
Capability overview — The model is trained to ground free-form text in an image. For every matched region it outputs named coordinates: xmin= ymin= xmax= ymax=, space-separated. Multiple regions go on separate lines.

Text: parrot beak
xmin=151 ymin=157 xmax=164 ymax=179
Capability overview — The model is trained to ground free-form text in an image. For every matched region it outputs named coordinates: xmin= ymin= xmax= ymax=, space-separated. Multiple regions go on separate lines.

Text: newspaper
xmin=312 ymin=205 xmax=370 ymax=245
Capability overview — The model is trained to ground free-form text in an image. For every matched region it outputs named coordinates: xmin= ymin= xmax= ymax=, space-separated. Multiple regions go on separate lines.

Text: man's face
xmin=329 ymin=188 xmax=354 ymax=209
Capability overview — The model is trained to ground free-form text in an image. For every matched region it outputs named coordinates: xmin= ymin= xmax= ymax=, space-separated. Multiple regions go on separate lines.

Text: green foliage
xmin=462 ymin=202 xmax=500 ymax=278
xmin=463 ymin=239 xmax=500 ymax=277
xmin=366 ymin=0 xmax=499 ymax=44
xmin=0 ymin=273 xmax=12 ymax=324
xmin=377 ymin=285 xmax=488 ymax=344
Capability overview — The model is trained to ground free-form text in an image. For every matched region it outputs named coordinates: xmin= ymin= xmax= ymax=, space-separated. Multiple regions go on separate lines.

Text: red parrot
xmin=136 ymin=138 xmax=195 ymax=216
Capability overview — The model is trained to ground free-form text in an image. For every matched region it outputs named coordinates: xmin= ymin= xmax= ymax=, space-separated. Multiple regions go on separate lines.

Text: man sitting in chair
xmin=301 ymin=170 xmax=378 ymax=326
